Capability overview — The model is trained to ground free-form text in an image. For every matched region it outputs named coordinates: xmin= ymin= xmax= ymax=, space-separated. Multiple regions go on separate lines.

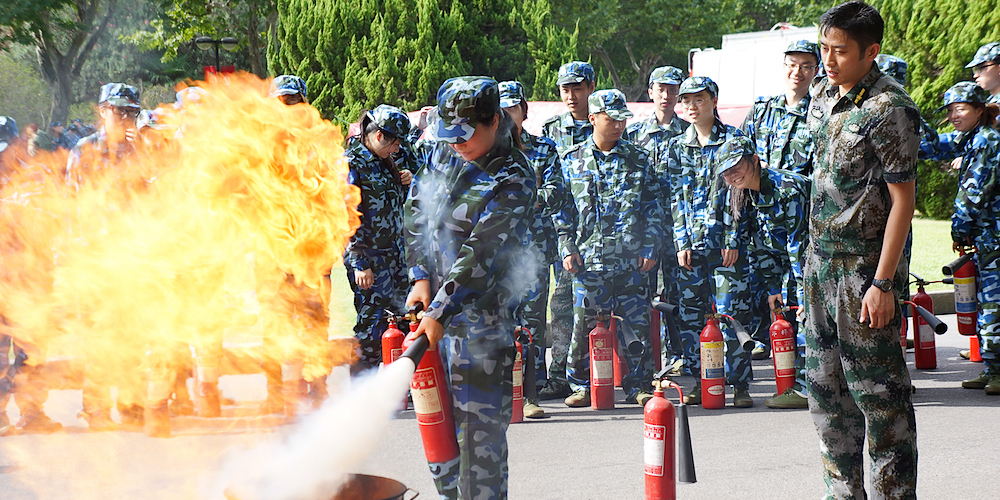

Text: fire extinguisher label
xmin=919 ymin=324 xmax=934 ymax=345
xmin=955 ymin=277 xmax=976 ymax=313
xmin=774 ymin=350 xmax=796 ymax=377
xmin=643 ymin=423 xmax=666 ymax=476
xmin=593 ymin=339 xmax=614 ymax=386
xmin=390 ymin=348 xmax=402 ymax=361
xmin=513 ymin=351 xmax=523 ymax=398
xmin=701 ymin=341 xmax=724 ymax=380
xmin=412 ymin=367 xmax=444 ymax=424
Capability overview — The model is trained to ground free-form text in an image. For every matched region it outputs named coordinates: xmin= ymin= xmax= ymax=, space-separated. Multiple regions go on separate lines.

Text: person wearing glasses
xmin=969 ymin=42 xmax=1000 ymax=105
xmin=663 ymin=76 xmax=755 ymax=408
xmin=343 ymin=105 xmax=413 ymax=373
xmin=66 ymin=83 xmax=142 ymax=190
xmin=739 ymin=40 xmax=819 ymax=371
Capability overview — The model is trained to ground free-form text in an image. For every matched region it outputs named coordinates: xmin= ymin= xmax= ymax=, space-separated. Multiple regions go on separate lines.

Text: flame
xmin=0 ymin=72 xmax=360 ymax=418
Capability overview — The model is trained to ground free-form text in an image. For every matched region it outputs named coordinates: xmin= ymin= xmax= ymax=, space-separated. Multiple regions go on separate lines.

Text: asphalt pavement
xmin=1 ymin=312 xmax=997 ymax=499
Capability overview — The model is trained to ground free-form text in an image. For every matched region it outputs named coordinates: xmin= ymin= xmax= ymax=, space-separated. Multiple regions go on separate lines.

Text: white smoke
xmin=207 ymin=359 xmax=415 ymax=500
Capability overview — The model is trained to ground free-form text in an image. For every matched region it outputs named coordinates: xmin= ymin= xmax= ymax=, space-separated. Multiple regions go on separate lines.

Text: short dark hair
xmin=819 ymin=1 xmax=884 ymax=53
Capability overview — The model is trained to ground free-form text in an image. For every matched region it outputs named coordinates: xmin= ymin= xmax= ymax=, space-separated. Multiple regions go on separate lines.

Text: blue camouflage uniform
xmin=664 ymin=77 xmax=754 ymax=392
xmin=344 ymin=105 xmax=412 ymax=371
xmin=406 ymin=77 xmax=536 ymax=500
xmin=554 ymin=89 xmax=662 ymax=402
xmin=625 ymin=66 xmax=688 ymax=338
xmin=539 ymin=61 xmax=596 ymax=397
xmin=805 ymin=63 xmax=919 ymax=499
xmin=920 ymin=81 xmax=1000 ymax=386
xmin=499 ymin=81 xmax=569 ymax=391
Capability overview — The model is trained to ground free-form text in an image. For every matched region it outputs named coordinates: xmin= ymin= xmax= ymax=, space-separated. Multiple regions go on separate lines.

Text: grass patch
xmin=909 ymin=216 xmax=955 ymax=292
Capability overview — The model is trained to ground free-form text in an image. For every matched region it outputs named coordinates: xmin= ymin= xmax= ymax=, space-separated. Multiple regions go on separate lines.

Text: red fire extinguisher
xmin=400 ymin=303 xmax=459 ymax=464
xmin=700 ymin=314 xmax=725 ymax=410
xmin=911 ymin=278 xmax=937 ymax=369
xmin=769 ymin=306 xmax=797 ymax=396
xmin=945 ymin=250 xmax=980 ymax=360
xmin=590 ymin=310 xmax=616 ymax=410
xmin=382 ymin=311 xmax=408 ymax=410
xmin=511 ymin=334 xmax=524 ymax=423
xmin=644 ymin=370 xmax=696 ymax=500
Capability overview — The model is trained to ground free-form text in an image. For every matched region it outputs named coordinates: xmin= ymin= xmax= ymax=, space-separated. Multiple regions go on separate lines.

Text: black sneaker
xmin=538 ymin=381 xmax=572 ymax=401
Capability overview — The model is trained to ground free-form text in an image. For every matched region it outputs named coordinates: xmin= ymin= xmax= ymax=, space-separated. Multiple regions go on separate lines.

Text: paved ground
xmin=1 ymin=312 xmax=997 ymax=499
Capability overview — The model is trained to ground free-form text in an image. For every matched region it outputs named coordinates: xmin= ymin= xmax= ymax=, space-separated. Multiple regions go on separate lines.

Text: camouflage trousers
xmin=566 ymin=269 xmax=654 ymax=398
xmin=513 ymin=252 xmax=550 ymax=391
xmin=345 ymin=253 xmax=409 ymax=371
xmin=675 ymin=249 xmax=753 ymax=387
xmin=428 ymin=308 xmax=514 ymax=500
xmin=546 ymin=265 xmax=574 ymax=388
xmin=803 ymin=251 xmax=917 ymax=500
xmin=975 ymin=248 xmax=1000 ymax=375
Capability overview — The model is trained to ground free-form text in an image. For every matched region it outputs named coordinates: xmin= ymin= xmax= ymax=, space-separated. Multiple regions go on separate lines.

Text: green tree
xmin=0 ymin=0 xmax=119 ymax=123
xmin=0 ymin=47 xmax=52 ymax=128
xmin=724 ymin=0 xmax=829 ymax=32
xmin=271 ymin=0 xmax=570 ymax=122
xmin=518 ymin=0 xmax=579 ymax=101
xmin=874 ymin=0 xmax=1000 ymax=219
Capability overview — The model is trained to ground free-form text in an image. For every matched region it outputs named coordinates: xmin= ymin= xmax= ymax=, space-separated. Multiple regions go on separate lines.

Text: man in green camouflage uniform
xmin=625 ymin=66 xmax=688 ymax=371
xmin=539 ymin=61 xmax=596 ymax=400
xmin=555 ymin=89 xmax=662 ymax=407
xmin=405 ymin=76 xmax=536 ymax=500
xmin=805 ymin=3 xmax=918 ymax=498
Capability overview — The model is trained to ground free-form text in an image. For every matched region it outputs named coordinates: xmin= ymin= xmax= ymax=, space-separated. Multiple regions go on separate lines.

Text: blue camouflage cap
xmin=716 ymin=135 xmax=756 ymax=175
xmin=50 ymin=121 xmax=63 ymax=128
xmin=785 ymin=40 xmax=820 ymax=63
xmin=937 ymin=81 xmax=989 ymax=112
xmin=679 ymin=76 xmax=718 ymax=98
xmin=428 ymin=76 xmax=500 ymax=144
xmin=270 ymin=75 xmax=307 ymax=100
xmin=99 ymin=83 xmax=141 ymax=108
xmin=648 ymin=66 xmax=685 ymax=86
xmin=876 ymin=54 xmax=907 ymax=86
xmin=966 ymin=42 xmax=1000 ymax=69
xmin=557 ymin=61 xmax=595 ymax=86
xmin=588 ymin=89 xmax=633 ymax=120
xmin=367 ymin=104 xmax=411 ymax=139
xmin=498 ymin=80 xmax=527 ymax=108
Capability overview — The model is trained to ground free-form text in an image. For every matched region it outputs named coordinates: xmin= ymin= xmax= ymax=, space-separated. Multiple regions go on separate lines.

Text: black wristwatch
xmin=871 ymin=278 xmax=894 ymax=292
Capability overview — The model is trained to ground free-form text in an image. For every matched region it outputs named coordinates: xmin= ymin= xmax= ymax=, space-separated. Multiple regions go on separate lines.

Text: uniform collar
xmin=584 ymin=136 xmax=628 ymax=157
xmin=780 ymin=93 xmax=811 ymax=117
xmin=753 ymin=168 xmax=776 ymax=208
xmin=825 ymin=64 xmax=881 ymax=107
xmin=681 ymin=118 xmax=727 ymax=147
xmin=473 ymin=133 xmax=516 ymax=176
xmin=347 ymin=136 xmax=378 ymax=162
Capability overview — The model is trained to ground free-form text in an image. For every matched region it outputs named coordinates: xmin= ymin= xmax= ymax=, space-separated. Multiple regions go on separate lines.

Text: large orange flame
xmin=0 ymin=72 xmax=360 ymax=419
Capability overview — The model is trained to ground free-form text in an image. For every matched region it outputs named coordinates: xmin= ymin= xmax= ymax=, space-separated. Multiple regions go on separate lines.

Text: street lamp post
xmin=194 ymin=36 xmax=238 ymax=75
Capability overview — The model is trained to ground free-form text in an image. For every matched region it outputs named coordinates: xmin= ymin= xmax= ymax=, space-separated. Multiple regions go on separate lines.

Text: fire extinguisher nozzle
xmin=400 ymin=335 xmax=430 ymax=366
xmin=676 ymin=403 xmax=697 ymax=484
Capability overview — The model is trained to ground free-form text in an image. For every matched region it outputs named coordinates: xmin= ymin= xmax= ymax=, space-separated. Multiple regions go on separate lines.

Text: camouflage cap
xmin=966 ymin=42 xmax=1000 ymax=69
xmin=498 ymin=80 xmax=527 ymax=108
xmin=269 ymin=75 xmax=307 ymax=100
xmin=0 ymin=116 xmax=16 ymax=152
xmin=648 ymin=66 xmax=685 ymax=86
xmin=937 ymin=81 xmax=989 ymax=112
xmin=876 ymin=54 xmax=907 ymax=86
xmin=428 ymin=76 xmax=500 ymax=144
xmin=716 ymin=135 xmax=756 ymax=175
xmin=367 ymin=104 xmax=411 ymax=139
xmin=588 ymin=89 xmax=633 ymax=120
xmin=557 ymin=61 xmax=595 ymax=86
xmin=99 ymin=83 xmax=141 ymax=108
xmin=679 ymin=76 xmax=718 ymax=97
xmin=785 ymin=40 xmax=820 ymax=63
xmin=50 ymin=121 xmax=63 ymax=128
xmin=137 ymin=109 xmax=169 ymax=131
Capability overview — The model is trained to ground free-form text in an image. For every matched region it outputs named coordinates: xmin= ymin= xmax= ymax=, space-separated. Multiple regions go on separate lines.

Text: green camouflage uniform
xmin=805 ymin=64 xmax=919 ymax=500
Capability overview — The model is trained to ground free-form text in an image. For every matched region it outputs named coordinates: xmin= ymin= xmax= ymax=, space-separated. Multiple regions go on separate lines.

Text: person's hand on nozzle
xmin=406 ymin=281 xmax=444 ymax=346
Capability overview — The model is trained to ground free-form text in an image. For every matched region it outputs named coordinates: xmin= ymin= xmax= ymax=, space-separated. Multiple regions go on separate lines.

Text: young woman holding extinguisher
xmin=404 ymin=76 xmax=535 ymax=499
xmin=920 ymin=81 xmax=1000 ymax=394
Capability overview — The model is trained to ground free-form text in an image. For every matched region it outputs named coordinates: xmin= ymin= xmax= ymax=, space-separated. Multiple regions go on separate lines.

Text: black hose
xmin=943 ymin=253 xmax=974 ymax=276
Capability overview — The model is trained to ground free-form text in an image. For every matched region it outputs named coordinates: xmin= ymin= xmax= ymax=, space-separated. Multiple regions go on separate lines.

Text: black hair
xmin=357 ymin=110 xmax=402 ymax=185
xmin=819 ymin=1 xmax=884 ymax=54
